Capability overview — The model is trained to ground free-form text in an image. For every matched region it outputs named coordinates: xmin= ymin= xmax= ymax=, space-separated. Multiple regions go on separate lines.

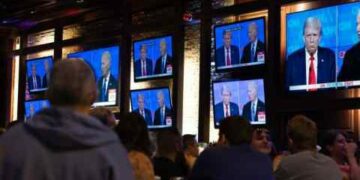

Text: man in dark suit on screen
xmin=28 ymin=64 xmax=41 ymax=91
xmin=133 ymin=94 xmax=153 ymax=125
xmin=286 ymin=17 xmax=336 ymax=90
xmin=154 ymin=39 xmax=172 ymax=75
xmin=338 ymin=10 xmax=360 ymax=82
xmin=135 ymin=44 xmax=153 ymax=78
xmin=241 ymin=22 xmax=265 ymax=64
xmin=214 ymin=85 xmax=239 ymax=125
xmin=42 ymin=59 xmax=51 ymax=88
xmin=154 ymin=91 xmax=172 ymax=126
xmin=242 ymin=81 xmax=265 ymax=122
xmin=215 ymin=30 xmax=240 ymax=67
xmin=97 ymin=51 xmax=118 ymax=102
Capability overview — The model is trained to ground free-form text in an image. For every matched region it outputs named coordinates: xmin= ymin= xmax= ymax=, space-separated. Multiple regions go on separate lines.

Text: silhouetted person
xmin=89 ymin=107 xmax=117 ymax=128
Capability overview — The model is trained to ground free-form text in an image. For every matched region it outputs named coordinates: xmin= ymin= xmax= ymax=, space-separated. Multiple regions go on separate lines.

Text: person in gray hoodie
xmin=0 ymin=59 xmax=134 ymax=180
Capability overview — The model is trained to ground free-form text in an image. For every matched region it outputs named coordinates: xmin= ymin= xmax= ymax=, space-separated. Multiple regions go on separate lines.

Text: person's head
xmin=115 ymin=112 xmax=152 ymax=157
xmin=160 ymin=39 xmax=167 ymax=56
xmin=156 ymin=129 xmax=182 ymax=158
xmin=47 ymin=59 xmax=97 ymax=112
xmin=31 ymin=64 xmax=37 ymax=76
xmin=140 ymin=44 xmax=147 ymax=60
xmin=101 ymin=51 xmax=111 ymax=77
xmin=247 ymin=81 xmax=258 ymax=102
xmin=321 ymin=130 xmax=347 ymax=161
xmin=248 ymin=22 xmax=258 ymax=43
xmin=303 ymin=17 xmax=322 ymax=54
xmin=251 ymin=128 xmax=272 ymax=155
xmin=287 ymin=115 xmax=317 ymax=153
xmin=223 ymin=30 xmax=232 ymax=48
xmin=218 ymin=116 xmax=252 ymax=146
xmin=157 ymin=91 xmax=165 ymax=107
xmin=137 ymin=94 xmax=145 ymax=110
xmin=183 ymin=134 xmax=199 ymax=157
xmin=44 ymin=60 xmax=49 ymax=71
xmin=357 ymin=10 xmax=360 ymax=39
xmin=89 ymin=107 xmax=116 ymax=127
xmin=220 ymin=85 xmax=231 ymax=105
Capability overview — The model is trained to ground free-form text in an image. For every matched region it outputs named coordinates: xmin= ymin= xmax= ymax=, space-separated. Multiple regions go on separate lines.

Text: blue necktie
xmin=161 ymin=108 xmax=165 ymax=125
xmin=101 ymin=79 xmax=106 ymax=101
xmin=251 ymin=43 xmax=255 ymax=62
xmin=161 ymin=56 xmax=166 ymax=73
xmin=251 ymin=103 xmax=256 ymax=121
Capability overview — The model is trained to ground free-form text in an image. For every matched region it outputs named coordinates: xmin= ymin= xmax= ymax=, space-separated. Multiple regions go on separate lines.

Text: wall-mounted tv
xmin=133 ymin=35 xmax=173 ymax=81
xmin=68 ymin=46 xmax=120 ymax=107
xmin=130 ymin=87 xmax=173 ymax=129
xmin=212 ymin=79 xmax=266 ymax=127
xmin=25 ymin=99 xmax=50 ymax=121
xmin=26 ymin=56 xmax=53 ymax=93
xmin=214 ymin=17 xmax=266 ymax=71
xmin=285 ymin=2 xmax=360 ymax=92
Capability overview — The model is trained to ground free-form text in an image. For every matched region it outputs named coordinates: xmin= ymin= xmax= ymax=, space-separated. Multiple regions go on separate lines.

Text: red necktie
xmin=309 ymin=54 xmax=317 ymax=91
xmin=142 ymin=61 xmax=147 ymax=76
xmin=226 ymin=48 xmax=231 ymax=66
xmin=225 ymin=104 xmax=230 ymax=117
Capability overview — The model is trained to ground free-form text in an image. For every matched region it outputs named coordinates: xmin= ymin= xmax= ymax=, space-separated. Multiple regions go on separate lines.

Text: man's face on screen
xmin=160 ymin=41 xmax=167 ymax=56
xmin=44 ymin=60 xmax=49 ymax=72
xmin=304 ymin=26 xmax=321 ymax=54
xmin=138 ymin=97 xmax=145 ymax=110
xmin=222 ymin=91 xmax=231 ymax=105
xmin=357 ymin=13 xmax=360 ymax=39
xmin=101 ymin=54 xmax=110 ymax=76
xmin=140 ymin=48 xmax=147 ymax=60
xmin=248 ymin=86 xmax=257 ymax=102
xmin=31 ymin=65 xmax=37 ymax=76
xmin=223 ymin=32 xmax=231 ymax=48
xmin=157 ymin=94 xmax=164 ymax=107
xmin=248 ymin=25 xmax=258 ymax=42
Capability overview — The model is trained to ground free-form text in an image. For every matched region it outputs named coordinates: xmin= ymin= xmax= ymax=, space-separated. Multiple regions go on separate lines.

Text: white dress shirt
xmin=224 ymin=46 xmax=231 ymax=65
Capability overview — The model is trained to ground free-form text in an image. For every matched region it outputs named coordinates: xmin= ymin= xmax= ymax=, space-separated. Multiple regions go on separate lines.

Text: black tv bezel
xmin=25 ymin=56 xmax=54 ymax=94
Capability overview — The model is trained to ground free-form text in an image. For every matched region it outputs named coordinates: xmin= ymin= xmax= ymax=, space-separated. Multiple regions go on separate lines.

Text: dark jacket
xmin=189 ymin=144 xmax=273 ymax=180
xmin=97 ymin=74 xmax=118 ymax=102
xmin=338 ymin=42 xmax=360 ymax=81
xmin=242 ymin=99 xmax=266 ymax=122
xmin=214 ymin=102 xmax=240 ymax=126
xmin=241 ymin=40 xmax=265 ymax=63
xmin=215 ymin=45 xmax=240 ymax=67
xmin=0 ymin=107 xmax=134 ymax=180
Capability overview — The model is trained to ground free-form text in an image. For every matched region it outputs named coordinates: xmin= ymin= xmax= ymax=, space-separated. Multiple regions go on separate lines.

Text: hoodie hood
xmin=25 ymin=107 xmax=119 ymax=150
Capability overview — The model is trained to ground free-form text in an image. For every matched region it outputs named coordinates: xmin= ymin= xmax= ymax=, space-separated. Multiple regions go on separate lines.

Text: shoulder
xmin=231 ymin=45 xmax=239 ymax=50
xmin=288 ymin=48 xmax=303 ymax=59
xmin=216 ymin=46 xmax=224 ymax=52
xmin=319 ymin=47 xmax=335 ymax=56
xmin=230 ymin=102 xmax=239 ymax=107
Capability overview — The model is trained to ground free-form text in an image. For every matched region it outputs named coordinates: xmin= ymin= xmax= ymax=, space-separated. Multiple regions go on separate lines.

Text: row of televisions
xmin=24 ymin=1 xmax=360 ymax=129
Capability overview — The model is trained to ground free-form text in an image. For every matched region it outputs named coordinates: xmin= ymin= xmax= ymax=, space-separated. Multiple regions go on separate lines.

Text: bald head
xmin=47 ymin=59 xmax=97 ymax=108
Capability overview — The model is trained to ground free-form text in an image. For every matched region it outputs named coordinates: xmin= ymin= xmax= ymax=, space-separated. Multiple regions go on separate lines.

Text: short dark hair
xmin=320 ymin=130 xmax=346 ymax=156
xmin=115 ymin=112 xmax=152 ymax=157
xmin=47 ymin=59 xmax=96 ymax=107
xmin=89 ymin=107 xmax=113 ymax=126
xmin=219 ymin=116 xmax=252 ymax=145
xmin=183 ymin=134 xmax=196 ymax=150
xmin=287 ymin=115 xmax=317 ymax=151
xmin=156 ymin=128 xmax=181 ymax=156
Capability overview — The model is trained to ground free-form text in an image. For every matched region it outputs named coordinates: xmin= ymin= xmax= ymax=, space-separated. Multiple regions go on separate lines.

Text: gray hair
xmin=303 ymin=17 xmax=322 ymax=36
xmin=137 ymin=94 xmax=145 ymax=101
xmin=220 ymin=85 xmax=231 ymax=96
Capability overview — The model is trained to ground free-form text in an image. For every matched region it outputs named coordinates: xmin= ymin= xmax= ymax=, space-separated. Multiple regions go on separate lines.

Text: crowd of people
xmin=1 ymin=59 xmax=360 ymax=180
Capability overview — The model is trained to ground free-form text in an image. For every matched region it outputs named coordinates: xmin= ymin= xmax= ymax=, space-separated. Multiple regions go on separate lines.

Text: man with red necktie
xmin=215 ymin=31 xmax=240 ymax=68
xmin=135 ymin=44 xmax=153 ymax=79
xmin=214 ymin=85 xmax=240 ymax=126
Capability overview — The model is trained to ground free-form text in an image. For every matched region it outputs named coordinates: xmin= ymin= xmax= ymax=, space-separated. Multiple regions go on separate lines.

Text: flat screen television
xmin=133 ymin=35 xmax=173 ymax=81
xmin=285 ymin=2 xmax=360 ymax=92
xmin=26 ymin=56 xmax=53 ymax=93
xmin=25 ymin=99 xmax=50 ymax=121
xmin=212 ymin=79 xmax=266 ymax=127
xmin=214 ymin=17 xmax=266 ymax=71
xmin=68 ymin=46 xmax=120 ymax=107
xmin=130 ymin=87 xmax=173 ymax=129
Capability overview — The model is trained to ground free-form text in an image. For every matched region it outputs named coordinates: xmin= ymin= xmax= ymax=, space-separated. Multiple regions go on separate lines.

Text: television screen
xmin=133 ymin=35 xmax=173 ymax=81
xmin=212 ymin=79 xmax=266 ymax=127
xmin=25 ymin=99 xmax=50 ymax=121
xmin=68 ymin=46 xmax=120 ymax=106
xmin=214 ymin=17 xmax=266 ymax=71
xmin=26 ymin=56 xmax=53 ymax=93
xmin=130 ymin=87 xmax=173 ymax=129
xmin=285 ymin=2 xmax=360 ymax=91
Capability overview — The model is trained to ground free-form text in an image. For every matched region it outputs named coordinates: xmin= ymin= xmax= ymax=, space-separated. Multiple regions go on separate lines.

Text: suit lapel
xmin=299 ymin=50 xmax=306 ymax=84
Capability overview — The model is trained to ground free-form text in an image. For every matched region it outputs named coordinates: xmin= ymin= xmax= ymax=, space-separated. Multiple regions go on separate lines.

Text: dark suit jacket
xmin=133 ymin=108 xmax=153 ymax=125
xmin=242 ymin=99 xmax=265 ymax=122
xmin=154 ymin=55 xmax=172 ymax=74
xmin=134 ymin=58 xmax=153 ymax=78
xmin=214 ymin=102 xmax=239 ymax=125
xmin=97 ymin=74 xmax=118 ymax=102
xmin=42 ymin=73 xmax=49 ymax=88
xmin=28 ymin=75 xmax=42 ymax=90
xmin=338 ymin=42 xmax=360 ymax=81
xmin=215 ymin=45 xmax=240 ymax=67
xmin=286 ymin=47 xmax=336 ymax=88
xmin=153 ymin=106 xmax=172 ymax=126
xmin=241 ymin=40 xmax=265 ymax=63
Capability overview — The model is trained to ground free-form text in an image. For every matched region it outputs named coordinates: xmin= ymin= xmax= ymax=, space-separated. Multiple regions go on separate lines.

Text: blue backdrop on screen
xmin=133 ymin=36 xmax=173 ymax=72
xmin=25 ymin=100 xmax=50 ymax=119
xmin=130 ymin=88 xmax=172 ymax=119
xmin=286 ymin=2 xmax=360 ymax=75
xmin=213 ymin=79 xmax=265 ymax=115
xmin=67 ymin=46 xmax=120 ymax=82
xmin=215 ymin=18 xmax=265 ymax=59
xmin=26 ymin=57 xmax=53 ymax=81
